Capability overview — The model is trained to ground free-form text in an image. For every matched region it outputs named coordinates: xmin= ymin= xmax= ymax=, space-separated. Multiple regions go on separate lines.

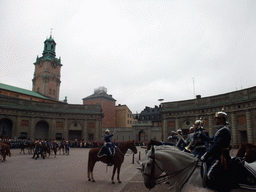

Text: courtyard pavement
xmin=0 ymin=147 xmax=239 ymax=192
xmin=0 ymin=146 xmax=172 ymax=192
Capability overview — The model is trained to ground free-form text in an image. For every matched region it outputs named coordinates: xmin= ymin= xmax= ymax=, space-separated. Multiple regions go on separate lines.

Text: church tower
xmin=32 ymin=33 xmax=62 ymax=100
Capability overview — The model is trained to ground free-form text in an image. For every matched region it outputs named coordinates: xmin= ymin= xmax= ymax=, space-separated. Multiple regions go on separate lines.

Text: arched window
xmin=37 ymin=87 xmax=40 ymax=92
xmin=49 ymin=89 xmax=52 ymax=94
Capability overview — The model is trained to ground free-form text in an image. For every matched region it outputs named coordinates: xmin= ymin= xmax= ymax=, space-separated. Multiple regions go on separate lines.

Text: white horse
xmin=138 ymin=145 xmax=256 ymax=192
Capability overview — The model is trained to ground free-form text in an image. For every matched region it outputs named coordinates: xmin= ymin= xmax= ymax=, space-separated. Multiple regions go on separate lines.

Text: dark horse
xmin=87 ymin=140 xmax=137 ymax=184
xmin=58 ymin=142 xmax=65 ymax=155
xmin=42 ymin=142 xmax=51 ymax=158
xmin=51 ymin=141 xmax=58 ymax=157
xmin=236 ymin=143 xmax=256 ymax=163
xmin=0 ymin=143 xmax=11 ymax=162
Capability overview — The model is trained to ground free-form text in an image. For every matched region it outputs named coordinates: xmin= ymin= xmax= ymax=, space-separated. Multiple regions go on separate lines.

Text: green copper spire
xmin=42 ymin=30 xmax=56 ymax=58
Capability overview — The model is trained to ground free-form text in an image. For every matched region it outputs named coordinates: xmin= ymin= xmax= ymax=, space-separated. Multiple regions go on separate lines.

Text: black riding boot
xmin=107 ymin=156 xmax=113 ymax=166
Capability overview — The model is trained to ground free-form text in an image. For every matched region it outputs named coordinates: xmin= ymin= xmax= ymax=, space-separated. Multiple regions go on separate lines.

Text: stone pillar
xmin=163 ymin=118 xmax=168 ymax=142
xmin=28 ymin=117 xmax=35 ymax=139
xmin=63 ymin=118 xmax=68 ymax=140
xmin=175 ymin=118 xmax=179 ymax=131
xmin=246 ymin=110 xmax=253 ymax=143
xmin=231 ymin=112 xmax=238 ymax=147
xmin=95 ymin=120 xmax=100 ymax=141
xmin=147 ymin=127 xmax=152 ymax=140
xmin=15 ymin=116 xmax=21 ymax=138
xmin=132 ymin=126 xmax=137 ymax=141
xmin=50 ymin=118 xmax=56 ymax=140
xmin=83 ymin=119 xmax=88 ymax=140
xmin=208 ymin=115 xmax=214 ymax=137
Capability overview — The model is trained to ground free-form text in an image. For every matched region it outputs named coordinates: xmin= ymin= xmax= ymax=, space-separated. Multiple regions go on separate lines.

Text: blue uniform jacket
xmin=104 ymin=134 xmax=115 ymax=155
xmin=201 ymin=125 xmax=231 ymax=161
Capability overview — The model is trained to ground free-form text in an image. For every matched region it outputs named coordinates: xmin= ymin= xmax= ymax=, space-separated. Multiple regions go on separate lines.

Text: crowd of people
xmin=0 ymin=138 xmax=148 ymax=150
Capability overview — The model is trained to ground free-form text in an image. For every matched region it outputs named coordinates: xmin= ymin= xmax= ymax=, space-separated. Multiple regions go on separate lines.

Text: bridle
xmin=116 ymin=141 xmax=137 ymax=156
xmin=143 ymin=146 xmax=199 ymax=188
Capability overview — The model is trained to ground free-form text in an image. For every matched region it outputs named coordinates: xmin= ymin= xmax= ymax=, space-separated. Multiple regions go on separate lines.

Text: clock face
xmin=38 ymin=60 xmax=43 ymax=67
xmin=51 ymin=61 xmax=57 ymax=68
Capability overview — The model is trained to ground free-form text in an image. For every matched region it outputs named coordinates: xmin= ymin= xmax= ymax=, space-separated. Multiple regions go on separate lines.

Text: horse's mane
xmin=146 ymin=145 xmax=198 ymax=191
xmin=147 ymin=145 xmax=197 ymax=172
xmin=147 ymin=139 xmax=163 ymax=150
xmin=117 ymin=140 xmax=134 ymax=147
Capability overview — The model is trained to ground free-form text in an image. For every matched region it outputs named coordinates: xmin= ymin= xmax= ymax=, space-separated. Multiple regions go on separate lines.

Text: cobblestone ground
xmin=0 ymin=147 xmax=239 ymax=192
xmin=0 ymin=147 xmax=172 ymax=192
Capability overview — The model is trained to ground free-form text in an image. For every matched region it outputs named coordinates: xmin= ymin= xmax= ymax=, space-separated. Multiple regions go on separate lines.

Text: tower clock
xmin=32 ymin=34 xmax=62 ymax=101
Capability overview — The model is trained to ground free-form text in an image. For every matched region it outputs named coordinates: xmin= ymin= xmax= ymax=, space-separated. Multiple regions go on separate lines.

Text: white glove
xmin=201 ymin=156 xmax=205 ymax=162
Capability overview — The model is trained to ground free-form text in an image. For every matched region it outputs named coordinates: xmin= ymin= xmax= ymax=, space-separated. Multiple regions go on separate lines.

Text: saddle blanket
xmin=97 ymin=147 xmax=115 ymax=158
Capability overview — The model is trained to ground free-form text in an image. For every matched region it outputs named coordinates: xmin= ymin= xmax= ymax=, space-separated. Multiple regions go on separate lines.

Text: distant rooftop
xmin=0 ymin=83 xmax=50 ymax=100
xmin=83 ymin=86 xmax=116 ymax=101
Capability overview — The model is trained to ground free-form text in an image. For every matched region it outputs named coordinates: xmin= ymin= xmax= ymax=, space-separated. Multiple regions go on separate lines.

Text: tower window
xmin=37 ymin=87 xmax=40 ymax=92
xmin=49 ymin=89 xmax=52 ymax=94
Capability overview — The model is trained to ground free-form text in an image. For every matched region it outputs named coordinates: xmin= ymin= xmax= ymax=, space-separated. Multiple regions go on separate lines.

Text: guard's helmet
xmin=177 ymin=129 xmax=182 ymax=134
xmin=194 ymin=117 xmax=204 ymax=125
xmin=105 ymin=129 xmax=110 ymax=133
xmin=215 ymin=107 xmax=228 ymax=125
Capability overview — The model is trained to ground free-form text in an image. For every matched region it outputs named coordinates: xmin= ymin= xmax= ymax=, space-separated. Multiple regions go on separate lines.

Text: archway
xmin=239 ymin=130 xmax=248 ymax=143
xmin=0 ymin=118 xmax=13 ymax=139
xmin=69 ymin=122 xmax=82 ymax=140
xmin=35 ymin=121 xmax=49 ymax=140
xmin=139 ymin=130 xmax=147 ymax=141
xmin=181 ymin=120 xmax=192 ymax=135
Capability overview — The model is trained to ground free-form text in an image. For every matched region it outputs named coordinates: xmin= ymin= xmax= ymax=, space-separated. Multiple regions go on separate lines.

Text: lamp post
xmin=158 ymin=99 xmax=164 ymax=107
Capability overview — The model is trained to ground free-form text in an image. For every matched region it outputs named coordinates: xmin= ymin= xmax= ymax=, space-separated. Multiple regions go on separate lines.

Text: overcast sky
xmin=1 ymin=0 xmax=256 ymax=113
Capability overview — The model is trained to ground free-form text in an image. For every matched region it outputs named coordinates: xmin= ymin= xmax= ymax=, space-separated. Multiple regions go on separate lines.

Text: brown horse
xmin=28 ymin=141 xmax=35 ymax=154
xmin=0 ymin=143 xmax=11 ymax=162
xmin=87 ymin=140 xmax=137 ymax=184
xmin=58 ymin=142 xmax=65 ymax=155
xmin=236 ymin=143 xmax=256 ymax=163
xmin=20 ymin=141 xmax=28 ymax=154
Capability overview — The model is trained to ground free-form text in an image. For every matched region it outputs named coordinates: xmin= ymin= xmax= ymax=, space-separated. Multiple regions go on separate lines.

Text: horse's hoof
xmin=112 ymin=181 xmax=115 ymax=184
xmin=88 ymin=178 xmax=91 ymax=181
xmin=118 ymin=181 xmax=121 ymax=183
xmin=92 ymin=180 xmax=95 ymax=182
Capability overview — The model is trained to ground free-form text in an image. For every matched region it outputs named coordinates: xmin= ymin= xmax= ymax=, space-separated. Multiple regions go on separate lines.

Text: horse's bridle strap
xmin=145 ymin=154 xmax=199 ymax=186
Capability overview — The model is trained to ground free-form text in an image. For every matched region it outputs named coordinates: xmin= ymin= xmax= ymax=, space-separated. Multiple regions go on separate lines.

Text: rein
xmin=116 ymin=141 xmax=135 ymax=156
xmin=116 ymin=146 xmax=125 ymax=156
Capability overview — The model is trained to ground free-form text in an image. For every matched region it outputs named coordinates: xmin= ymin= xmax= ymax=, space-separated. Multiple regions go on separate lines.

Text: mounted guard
xmin=97 ymin=129 xmax=116 ymax=166
xmin=185 ymin=118 xmax=210 ymax=158
xmin=169 ymin=129 xmax=187 ymax=150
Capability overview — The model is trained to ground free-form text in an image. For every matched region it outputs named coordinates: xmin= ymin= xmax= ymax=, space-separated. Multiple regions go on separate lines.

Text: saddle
xmin=97 ymin=146 xmax=115 ymax=158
